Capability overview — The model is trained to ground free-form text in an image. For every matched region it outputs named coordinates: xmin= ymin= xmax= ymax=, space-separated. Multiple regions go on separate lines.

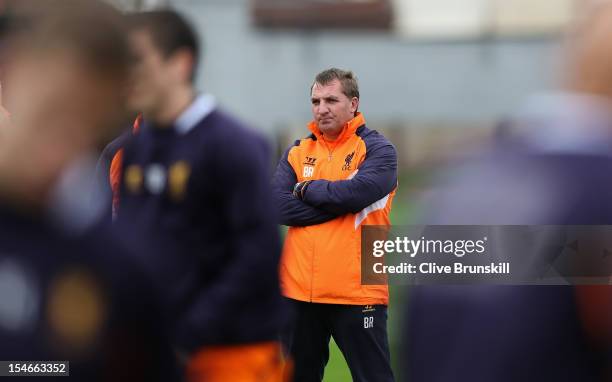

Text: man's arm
xmin=272 ymin=143 xmax=338 ymax=226
xmin=301 ymin=132 xmax=397 ymax=215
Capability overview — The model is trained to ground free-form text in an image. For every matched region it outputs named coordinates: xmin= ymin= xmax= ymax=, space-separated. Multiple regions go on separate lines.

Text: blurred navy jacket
xmin=405 ymin=93 xmax=612 ymax=382
xmin=116 ymin=95 xmax=286 ymax=352
xmin=0 ymin=204 xmax=177 ymax=381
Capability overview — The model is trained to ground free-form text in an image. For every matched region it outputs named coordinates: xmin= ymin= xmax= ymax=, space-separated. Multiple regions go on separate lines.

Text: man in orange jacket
xmin=273 ymin=68 xmax=397 ymax=382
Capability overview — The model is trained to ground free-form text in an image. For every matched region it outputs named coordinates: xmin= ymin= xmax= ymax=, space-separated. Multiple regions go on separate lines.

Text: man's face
xmin=6 ymin=50 xmax=123 ymax=149
xmin=127 ymin=29 xmax=174 ymax=115
xmin=311 ymin=79 xmax=358 ymax=139
xmin=1 ymin=48 xmax=125 ymax=200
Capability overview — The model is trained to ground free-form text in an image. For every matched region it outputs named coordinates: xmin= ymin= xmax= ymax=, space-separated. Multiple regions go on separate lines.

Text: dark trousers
xmin=282 ymin=298 xmax=395 ymax=382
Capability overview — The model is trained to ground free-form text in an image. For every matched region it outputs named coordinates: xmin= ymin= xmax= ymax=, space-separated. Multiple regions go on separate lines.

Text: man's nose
xmin=318 ymin=102 xmax=331 ymax=115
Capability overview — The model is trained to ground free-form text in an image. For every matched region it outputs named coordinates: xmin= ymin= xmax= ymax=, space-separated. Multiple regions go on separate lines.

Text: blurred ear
xmin=168 ymin=48 xmax=195 ymax=85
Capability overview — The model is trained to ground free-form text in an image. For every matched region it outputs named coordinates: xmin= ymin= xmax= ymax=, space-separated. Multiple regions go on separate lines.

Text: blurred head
xmin=126 ymin=10 xmax=199 ymax=116
xmin=565 ymin=2 xmax=612 ymax=98
xmin=0 ymin=0 xmax=130 ymax=206
xmin=310 ymin=68 xmax=359 ymax=140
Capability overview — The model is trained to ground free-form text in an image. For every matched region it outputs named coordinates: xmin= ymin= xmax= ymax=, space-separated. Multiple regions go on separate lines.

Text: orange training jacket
xmin=272 ymin=113 xmax=397 ymax=305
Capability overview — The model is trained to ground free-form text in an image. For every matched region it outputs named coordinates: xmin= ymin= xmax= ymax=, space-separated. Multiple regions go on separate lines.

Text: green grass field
xmin=323 ymin=339 xmax=352 ymax=381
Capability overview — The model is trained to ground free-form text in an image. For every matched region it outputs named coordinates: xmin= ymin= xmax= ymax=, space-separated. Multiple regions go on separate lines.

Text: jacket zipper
xmin=323 ymin=139 xmax=335 ymax=161
xmin=310 ymin=235 xmax=315 ymax=302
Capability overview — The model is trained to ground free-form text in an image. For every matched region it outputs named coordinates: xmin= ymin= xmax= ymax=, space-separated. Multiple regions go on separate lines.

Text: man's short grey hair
xmin=311 ymin=68 xmax=359 ymax=99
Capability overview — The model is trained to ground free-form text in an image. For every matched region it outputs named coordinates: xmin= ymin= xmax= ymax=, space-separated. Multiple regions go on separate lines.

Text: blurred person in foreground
xmin=114 ymin=9 xmax=288 ymax=382
xmin=404 ymin=3 xmax=612 ymax=382
xmin=0 ymin=1 xmax=177 ymax=381
xmin=273 ymin=68 xmax=397 ymax=382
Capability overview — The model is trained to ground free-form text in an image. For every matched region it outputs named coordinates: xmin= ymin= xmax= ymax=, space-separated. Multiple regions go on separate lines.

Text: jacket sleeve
xmin=302 ymin=133 xmax=397 ymax=215
xmin=272 ymin=143 xmax=339 ymax=226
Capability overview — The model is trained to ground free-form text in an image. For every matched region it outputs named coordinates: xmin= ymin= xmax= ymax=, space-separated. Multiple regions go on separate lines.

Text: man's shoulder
xmin=424 ymin=150 xmax=612 ymax=224
xmin=101 ymin=130 xmax=132 ymax=160
xmin=194 ymin=109 xmax=267 ymax=146
xmin=189 ymin=109 xmax=272 ymax=170
xmin=356 ymin=125 xmax=392 ymax=146
xmin=355 ymin=125 xmax=396 ymax=158
xmin=0 ymin=206 xmax=138 ymax=276
xmin=285 ymin=133 xmax=318 ymax=155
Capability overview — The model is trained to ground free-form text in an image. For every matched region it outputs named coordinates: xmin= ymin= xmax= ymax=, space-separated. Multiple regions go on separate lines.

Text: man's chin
xmin=318 ymin=121 xmax=336 ymax=131
xmin=126 ymin=99 xmax=151 ymax=115
xmin=319 ymin=124 xmax=342 ymax=134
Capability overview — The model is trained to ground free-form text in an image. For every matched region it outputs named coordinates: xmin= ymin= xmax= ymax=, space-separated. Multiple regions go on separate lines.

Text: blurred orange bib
xmin=186 ymin=341 xmax=291 ymax=382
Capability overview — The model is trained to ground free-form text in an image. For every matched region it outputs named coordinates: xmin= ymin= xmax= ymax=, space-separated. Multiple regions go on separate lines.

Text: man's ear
xmin=351 ymin=97 xmax=359 ymax=114
xmin=169 ymin=48 xmax=195 ymax=84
